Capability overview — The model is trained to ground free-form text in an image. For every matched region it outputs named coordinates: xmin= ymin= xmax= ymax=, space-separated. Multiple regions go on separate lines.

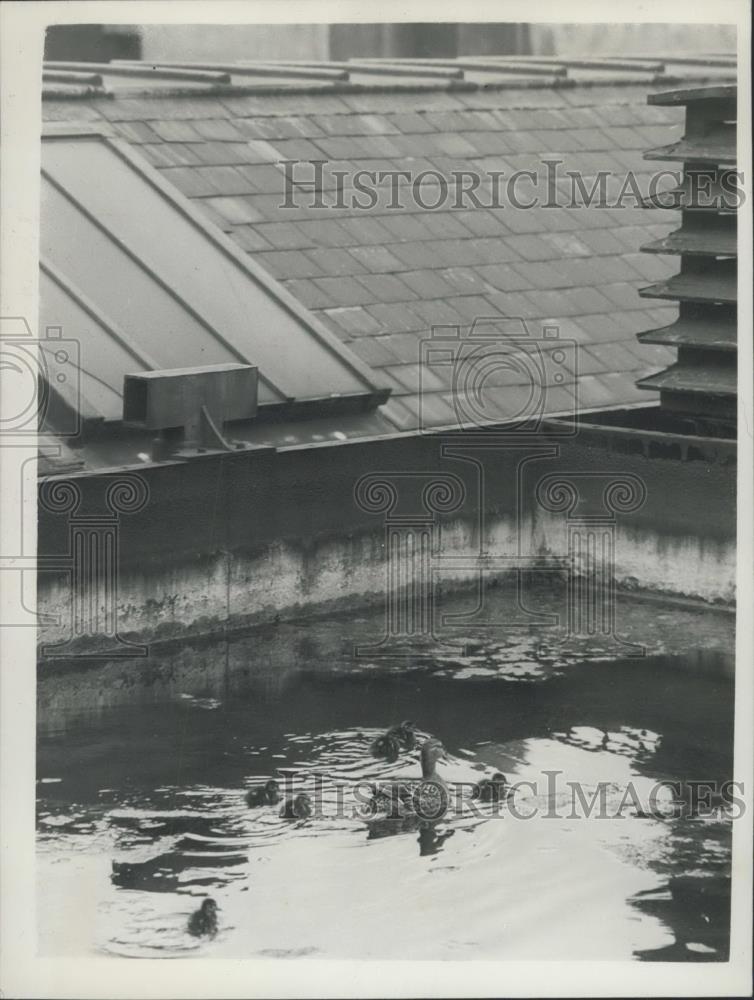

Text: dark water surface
xmin=37 ymin=593 xmax=735 ymax=961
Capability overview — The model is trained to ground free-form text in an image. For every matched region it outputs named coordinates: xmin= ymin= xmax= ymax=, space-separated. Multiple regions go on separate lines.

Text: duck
xmin=187 ymin=897 xmax=219 ymax=938
xmin=472 ymin=771 xmax=508 ymax=804
xmin=411 ymin=738 xmax=450 ymax=820
xmin=365 ymin=737 xmax=450 ymax=837
xmin=245 ymin=779 xmax=281 ymax=808
xmin=280 ymin=792 xmax=312 ymax=820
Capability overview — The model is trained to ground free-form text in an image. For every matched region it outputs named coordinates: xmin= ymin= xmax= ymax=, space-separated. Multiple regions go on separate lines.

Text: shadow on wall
xmin=44 ymin=25 xmax=142 ymax=62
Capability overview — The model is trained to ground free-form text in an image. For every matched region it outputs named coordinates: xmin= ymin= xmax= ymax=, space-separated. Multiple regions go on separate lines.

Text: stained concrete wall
xmin=36 ymin=424 xmax=736 ymax=657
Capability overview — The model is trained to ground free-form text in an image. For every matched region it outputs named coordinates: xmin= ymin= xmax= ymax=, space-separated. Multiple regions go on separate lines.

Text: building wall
xmin=139 ymin=24 xmax=330 ymax=63
xmin=37 ymin=426 xmax=736 ymax=657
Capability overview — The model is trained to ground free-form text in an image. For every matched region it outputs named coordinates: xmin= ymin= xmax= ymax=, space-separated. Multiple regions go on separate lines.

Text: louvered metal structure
xmin=637 ymin=85 xmax=738 ymax=435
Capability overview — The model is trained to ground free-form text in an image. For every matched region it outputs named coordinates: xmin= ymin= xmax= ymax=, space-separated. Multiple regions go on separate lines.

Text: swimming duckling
xmin=370 ymin=731 xmax=401 ymax=763
xmin=363 ymin=780 xmax=413 ymax=819
xmin=245 ymin=779 xmax=281 ymax=808
xmin=187 ymin=898 xmax=219 ymax=938
xmin=111 ymin=860 xmax=139 ymax=888
xmin=472 ymin=771 xmax=508 ymax=803
xmin=389 ymin=720 xmax=417 ymax=751
xmin=280 ymin=792 xmax=312 ymax=820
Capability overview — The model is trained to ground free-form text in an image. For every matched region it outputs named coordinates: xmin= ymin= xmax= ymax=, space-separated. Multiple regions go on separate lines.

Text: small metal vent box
xmin=123 ymin=363 xmax=258 ymax=430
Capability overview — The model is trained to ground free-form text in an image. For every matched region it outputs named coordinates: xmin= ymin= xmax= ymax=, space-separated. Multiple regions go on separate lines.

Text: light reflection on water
xmin=37 ymin=621 xmax=734 ymax=962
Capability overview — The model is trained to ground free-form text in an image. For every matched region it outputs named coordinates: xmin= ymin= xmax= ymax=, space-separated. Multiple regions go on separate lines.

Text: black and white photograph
xmin=0 ymin=2 xmax=751 ymax=996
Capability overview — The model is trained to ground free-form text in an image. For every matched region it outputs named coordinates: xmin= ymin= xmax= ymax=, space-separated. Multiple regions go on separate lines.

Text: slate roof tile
xmin=201 ymin=196 xmax=265 ymax=224
xmin=510 ymin=260 xmax=575 ymax=291
xmin=540 ymin=231 xmax=593 ymax=257
xmin=483 ymin=291 xmax=539 ymax=319
xmin=109 ymin=120 xmax=161 ymax=144
xmin=577 ymin=229 xmax=628 ymax=255
xmin=438 ymin=266 xmax=494 ymax=296
xmin=348 ymin=335 xmax=404 ymax=368
xmin=229 ymin=224 xmax=273 ymax=252
xmin=253 ymin=221 xmax=313 ymax=250
xmin=476 ymin=263 xmax=531 ymax=292
xmin=389 ymin=112 xmax=438 ymax=134
xmin=380 ymin=332 xmax=425 ymax=364
xmin=195 ymin=164 xmax=257 ymax=196
xmin=307 ymin=247 xmax=365 ymax=277
xmin=44 ymin=61 xmax=718 ymax=432
xmin=410 ymin=299 xmax=469 ymax=327
xmin=390 ymin=241 xmax=444 ymax=270
xmin=355 ymin=273 xmax=418 ymax=304
xmin=265 ymin=137 xmax=325 ymax=161
xmin=572 ymin=313 xmax=629 ymax=342
xmin=348 ymin=245 xmax=405 ymax=273
xmin=452 ymin=210 xmax=506 ymax=238
xmin=506 ymin=235 xmax=559 ymax=262
xmin=417 ymin=212 xmax=474 ymax=240
xmin=159 ymin=166 xmax=221 ymax=197
xmin=314 ymin=275 xmax=374 ymax=306
xmin=375 ymin=215 xmax=434 ymax=243
xmin=139 ymin=143 xmax=203 ymax=167
xmin=398 ymin=268 xmax=459 ymax=299
xmin=598 ymin=282 xmax=645 ymax=310
xmin=191 ymin=118 xmax=248 ymax=141
xmin=366 ymin=302 xmax=426 ymax=334
xmin=337 ymin=216 xmax=395 ymax=246
xmin=281 ymin=278 xmax=338 ymax=309
xmin=184 ymin=141 xmax=254 ymax=165
xmin=320 ymin=306 xmax=383 ymax=337
xmin=295 ymin=219 xmax=354 ymax=248
xmin=601 ymin=126 xmax=650 ymax=149
xmin=256 ymin=249 xmax=323 ymax=279
xmin=444 ymin=294 xmax=499 ymax=321
xmin=382 ymin=363 xmax=449 ymax=395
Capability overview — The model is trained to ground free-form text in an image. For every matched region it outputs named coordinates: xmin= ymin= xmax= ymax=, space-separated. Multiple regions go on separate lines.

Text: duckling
xmin=280 ymin=792 xmax=312 ymax=820
xmin=111 ymin=860 xmax=139 ymax=888
xmin=472 ymin=771 xmax=508 ymax=804
xmin=245 ymin=779 xmax=281 ymax=808
xmin=364 ymin=780 xmax=413 ymax=819
xmin=389 ymin=720 xmax=417 ymax=751
xmin=370 ymin=731 xmax=401 ymax=763
xmin=187 ymin=897 xmax=219 ymax=938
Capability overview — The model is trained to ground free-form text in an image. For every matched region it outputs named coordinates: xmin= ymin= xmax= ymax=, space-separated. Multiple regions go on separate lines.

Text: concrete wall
xmin=37 ymin=425 xmax=736 ymax=657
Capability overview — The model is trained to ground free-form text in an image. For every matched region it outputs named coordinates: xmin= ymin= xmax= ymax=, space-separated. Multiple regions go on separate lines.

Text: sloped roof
xmin=42 ymin=54 xmax=737 ymax=433
xmin=40 ymin=123 xmax=388 ymax=430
